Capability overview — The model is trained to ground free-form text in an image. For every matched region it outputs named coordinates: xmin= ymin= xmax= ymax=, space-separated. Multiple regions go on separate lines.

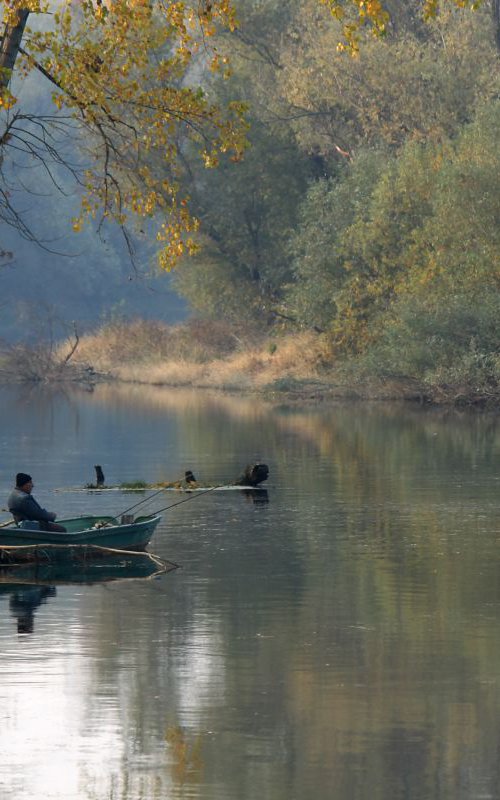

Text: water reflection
xmin=242 ymin=488 xmax=269 ymax=504
xmin=1 ymin=385 xmax=500 ymax=799
xmin=0 ymin=554 xmax=173 ymax=635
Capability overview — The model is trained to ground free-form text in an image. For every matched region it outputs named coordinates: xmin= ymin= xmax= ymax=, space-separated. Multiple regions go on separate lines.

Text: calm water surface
xmin=1 ymin=384 xmax=500 ymax=800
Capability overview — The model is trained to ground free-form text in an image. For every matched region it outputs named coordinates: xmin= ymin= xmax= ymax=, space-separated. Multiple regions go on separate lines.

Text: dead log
xmin=234 ymin=463 xmax=269 ymax=487
xmin=94 ymin=466 xmax=105 ymax=487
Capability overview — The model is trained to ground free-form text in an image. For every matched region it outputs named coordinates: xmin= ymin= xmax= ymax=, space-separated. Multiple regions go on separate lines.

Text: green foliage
xmin=406 ymin=103 xmax=500 ymax=295
xmin=286 ymin=151 xmax=389 ymax=332
xmin=166 ymin=0 xmax=314 ymax=324
xmin=287 ymin=96 xmax=500 ymax=377
xmin=350 ymin=290 xmax=500 ymax=390
xmin=173 ymin=250 xmax=264 ymax=324
xmin=119 ymin=481 xmax=148 ymax=490
xmin=165 ymin=0 xmax=500 ymax=400
xmin=280 ymin=1 xmax=498 ymax=156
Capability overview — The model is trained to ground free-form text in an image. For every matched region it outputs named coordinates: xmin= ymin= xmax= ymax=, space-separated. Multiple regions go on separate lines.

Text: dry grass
xmin=37 ymin=318 xmax=500 ymax=406
xmin=60 ymin=320 xmax=337 ymax=391
xmin=65 ymin=318 xmax=244 ymax=367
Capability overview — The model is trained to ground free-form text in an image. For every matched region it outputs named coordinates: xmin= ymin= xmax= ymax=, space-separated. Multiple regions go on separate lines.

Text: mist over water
xmin=1 ymin=384 xmax=500 ymax=800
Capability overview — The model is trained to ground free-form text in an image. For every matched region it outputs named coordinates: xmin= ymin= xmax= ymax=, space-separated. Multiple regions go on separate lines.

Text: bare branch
xmin=61 ymin=322 xmax=80 ymax=365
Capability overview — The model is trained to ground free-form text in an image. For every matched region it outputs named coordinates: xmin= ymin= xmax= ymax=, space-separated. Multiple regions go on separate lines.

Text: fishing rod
xmin=116 ymin=474 xmax=191 ymax=518
xmin=117 ymin=462 xmax=269 ymax=519
xmin=149 ymin=483 xmax=229 ymax=516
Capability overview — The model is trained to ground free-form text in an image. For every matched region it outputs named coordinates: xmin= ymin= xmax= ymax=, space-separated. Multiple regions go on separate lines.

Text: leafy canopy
xmin=0 ymin=0 xmax=487 ymax=267
xmin=0 ymin=0 xmax=247 ymax=267
xmin=320 ymin=0 xmax=484 ymax=51
xmin=287 ymin=99 xmax=500 ymax=359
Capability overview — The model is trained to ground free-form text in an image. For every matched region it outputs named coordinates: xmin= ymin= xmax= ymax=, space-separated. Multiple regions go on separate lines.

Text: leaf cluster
xmin=0 ymin=0 xmax=247 ymax=265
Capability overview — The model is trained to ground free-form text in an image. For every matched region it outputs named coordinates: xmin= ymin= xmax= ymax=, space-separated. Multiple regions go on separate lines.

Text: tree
xmin=171 ymin=0 xmax=312 ymax=326
xmin=0 ymin=0 xmax=247 ymax=266
xmin=0 ymin=0 xmax=493 ymax=273
xmin=171 ymin=0 xmax=500 ymax=331
xmin=174 ymin=114 xmax=311 ymax=325
xmin=319 ymin=0 xmax=487 ymax=52
xmin=287 ymin=98 xmax=500 ymax=369
xmin=279 ymin=0 xmax=499 ymax=162
xmin=285 ymin=157 xmax=376 ymax=334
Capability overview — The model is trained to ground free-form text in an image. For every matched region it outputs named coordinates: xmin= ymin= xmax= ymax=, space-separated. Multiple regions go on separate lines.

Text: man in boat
xmin=7 ymin=473 xmax=66 ymax=532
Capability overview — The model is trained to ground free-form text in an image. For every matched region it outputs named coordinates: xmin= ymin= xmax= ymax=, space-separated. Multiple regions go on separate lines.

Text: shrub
xmin=351 ymin=291 xmax=500 ymax=390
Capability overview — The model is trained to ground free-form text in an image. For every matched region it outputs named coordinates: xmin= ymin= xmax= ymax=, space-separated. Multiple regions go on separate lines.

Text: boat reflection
xmin=0 ymin=552 xmax=177 ymax=634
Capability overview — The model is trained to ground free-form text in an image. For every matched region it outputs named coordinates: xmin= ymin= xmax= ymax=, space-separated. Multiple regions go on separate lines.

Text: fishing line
xmin=116 ymin=476 xmax=187 ymax=518
xmin=150 ymin=483 xmax=229 ymax=516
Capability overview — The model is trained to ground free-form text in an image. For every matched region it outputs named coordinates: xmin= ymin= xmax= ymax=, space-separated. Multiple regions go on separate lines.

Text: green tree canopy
xmin=279 ymin=1 xmax=499 ymax=159
xmin=287 ymin=100 xmax=500 ymax=377
xmin=0 ymin=0 xmax=494 ymax=267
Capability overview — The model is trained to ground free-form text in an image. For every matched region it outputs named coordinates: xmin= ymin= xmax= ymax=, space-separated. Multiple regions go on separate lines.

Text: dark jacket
xmin=7 ymin=488 xmax=56 ymax=524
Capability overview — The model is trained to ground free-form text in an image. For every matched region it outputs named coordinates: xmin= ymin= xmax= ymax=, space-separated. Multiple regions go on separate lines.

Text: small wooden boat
xmin=0 ymin=514 xmax=161 ymax=553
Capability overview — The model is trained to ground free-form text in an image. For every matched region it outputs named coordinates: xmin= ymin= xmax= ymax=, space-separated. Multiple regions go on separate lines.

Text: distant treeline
xmin=167 ymin=0 xmax=500 ymax=396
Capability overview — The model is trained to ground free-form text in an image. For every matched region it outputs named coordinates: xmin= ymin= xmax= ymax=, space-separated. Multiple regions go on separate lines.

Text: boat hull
xmin=0 ymin=515 xmax=161 ymax=551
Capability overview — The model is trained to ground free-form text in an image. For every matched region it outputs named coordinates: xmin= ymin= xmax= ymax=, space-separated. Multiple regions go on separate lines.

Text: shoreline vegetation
xmin=1 ymin=319 xmax=499 ymax=410
xmin=4 ymin=8 xmax=500 ymax=414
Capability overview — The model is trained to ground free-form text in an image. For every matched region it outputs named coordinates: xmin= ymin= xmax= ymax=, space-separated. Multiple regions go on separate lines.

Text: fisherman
xmin=7 ymin=473 xmax=66 ymax=532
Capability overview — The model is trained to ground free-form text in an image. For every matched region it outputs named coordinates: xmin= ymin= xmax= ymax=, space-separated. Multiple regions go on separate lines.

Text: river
xmin=0 ymin=383 xmax=499 ymax=800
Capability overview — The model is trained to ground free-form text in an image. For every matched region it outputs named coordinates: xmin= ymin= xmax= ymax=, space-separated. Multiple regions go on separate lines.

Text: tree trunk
xmin=0 ymin=8 xmax=30 ymax=91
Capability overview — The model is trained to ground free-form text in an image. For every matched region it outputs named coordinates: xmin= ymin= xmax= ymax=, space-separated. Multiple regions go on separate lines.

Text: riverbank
xmin=2 ymin=319 xmax=499 ymax=408
xmin=52 ymin=323 xmax=414 ymax=404
xmin=68 ymin=321 xmax=500 ymax=408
